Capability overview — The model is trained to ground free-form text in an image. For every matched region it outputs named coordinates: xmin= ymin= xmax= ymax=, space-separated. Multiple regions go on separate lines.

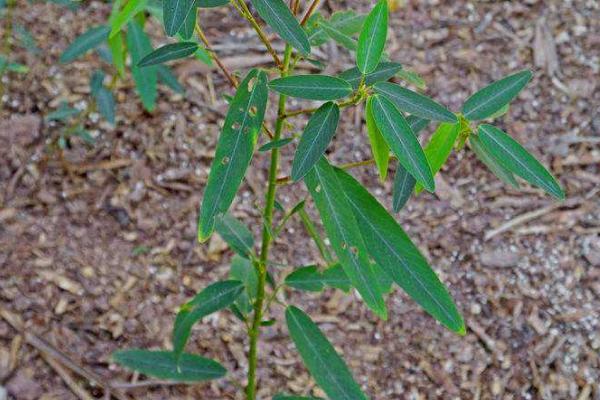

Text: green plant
xmin=110 ymin=0 xmax=565 ymax=398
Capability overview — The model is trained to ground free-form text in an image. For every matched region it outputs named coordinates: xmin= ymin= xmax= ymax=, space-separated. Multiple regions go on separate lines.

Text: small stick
xmin=41 ymin=353 xmax=95 ymax=400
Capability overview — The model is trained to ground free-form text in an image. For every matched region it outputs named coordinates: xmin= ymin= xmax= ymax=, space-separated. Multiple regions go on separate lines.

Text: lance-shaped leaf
xmin=414 ymin=122 xmax=460 ymax=194
xmin=321 ymin=263 xmax=351 ymax=292
xmin=274 ymin=395 xmax=324 ymax=400
xmin=198 ymin=0 xmax=229 ymax=6
xmin=407 ymin=115 xmax=430 ymax=135
xmin=357 ymin=0 xmax=388 ymax=74
xmin=215 ymin=213 xmax=254 ymax=257
xmin=462 ymin=70 xmax=532 ymax=121
xmin=269 ymin=75 xmax=352 ymax=101
xmin=292 ymin=102 xmax=340 ymax=181
xmin=113 ymin=350 xmax=226 ymax=382
xmin=229 ymin=255 xmax=258 ymax=314
xmin=365 ymin=97 xmax=390 ymax=181
xmin=158 ymin=65 xmax=185 ymax=94
xmin=286 ymin=306 xmax=369 ymax=400
xmin=285 ymin=265 xmax=325 ymax=292
xmin=370 ymin=95 xmax=435 ymax=192
xmin=339 ymin=62 xmax=402 ymax=90
xmin=259 ymin=137 xmax=293 ymax=152
xmin=250 ymin=0 xmax=310 ymax=55
xmin=374 ymin=82 xmax=456 ymax=123
xmin=319 ymin=21 xmax=357 ymax=51
xmin=93 ymin=87 xmax=116 ymax=125
xmin=108 ymin=33 xmax=126 ymax=77
xmin=335 ymin=168 xmax=465 ymax=334
xmin=469 ymin=134 xmax=519 ymax=188
xmin=477 ymin=124 xmax=564 ymax=199
xmin=126 ymin=21 xmax=158 ymax=111
xmin=306 ymin=10 xmax=365 ymax=46
xmin=173 ymin=280 xmax=244 ymax=358
xmin=60 ymin=25 xmax=110 ymax=63
xmin=138 ymin=42 xmax=199 ymax=67
xmin=392 ymin=163 xmax=415 ymax=212
xmin=178 ymin=0 xmax=197 ymax=39
xmin=163 ymin=0 xmax=196 ymax=36
xmin=109 ymin=0 xmax=148 ymax=38
xmin=198 ymin=69 xmax=268 ymax=241
xmin=305 ymin=158 xmax=386 ymax=318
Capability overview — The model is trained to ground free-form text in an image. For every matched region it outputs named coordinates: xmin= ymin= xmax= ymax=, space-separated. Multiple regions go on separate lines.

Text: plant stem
xmin=300 ymin=0 xmax=321 ymax=26
xmin=245 ymin=44 xmax=293 ymax=400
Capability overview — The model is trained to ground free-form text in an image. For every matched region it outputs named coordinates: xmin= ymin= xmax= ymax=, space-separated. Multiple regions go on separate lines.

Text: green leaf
xmin=173 ymin=280 xmax=244 ymax=357
xmin=250 ymin=0 xmax=310 ymax=55
xmin=60 ymin=25 xmax=110 ymax=63
xmin=477 ymin=124 xmax=564 ymax=199
xmin=469 ymin=134 xmax=519 ymax=189
xmin=126 ymin=20 xmax=158 ymax=111
xmin=370 ymin=95 xmax=435 ymax=192
xmin=93 ymin=87 xmax=116 ymax=125
xmin=215 ymin=213 xmax=254 ymax=257
xmin=407 ymin=115 xmax=430 ymax=135
xmin=274 ymin=395 xmax=324 ymax=400
xmin=462 ymin=70 xmax=532 ymax=121
xmin=286 ymin=306 xmax=369 ymax=400
xmin=338 ymin=62 xmax=402 ymax=90
xmin=178 ymin=0 xmax=198 ymax=39
xmin=395 ymin=68 xmax=426 ymax=90
xmin=392 ymin=163 xmax=415 ymax=212
xmin=414 ymin=122 xmax=460 ymax=194
xmin=45 ymin=102 xmax=80 ymax=122
xmin=108 ymin=33 xmax=126 ymax=77
xmin=374 ymin=82 xmax=456 ymax=123
xmin=229 ymin=255 xmax=258 ymax=314
xmin=0 ymin=57 xmax=28 ymax=74
xmin=138 ymin=42 xmax=199 ymax=67
xmin=305 ymin=158 xmax=386 ymax=319
xmin=112 ymin=350 xmax=226 ymax=382
xmin=163 ymin=0 xmax=195 ymax=36
xmin=198 ymin=0 xmax=230 ymax=7
xmin=109 ymin=0 xmax=148 ymax=38
xmin=305 ymin=10 xmax=365 ymax=46
xmin=285 ymin=265 xmax=324 ymax=292
xmin=157 ymin=65 xmax=185 ymax=94
xmin=365 ymin=97 xmax=390 ymax=182
xmin=319 ymin=21 xmax=357 ymax=51
xmin=259 ymin=137 xmax=293 ymax=152
xmin=356 ymin=0 xmax=388 ymax=74
xmin=268 ymin=75 xmax=352 ymax=101
xmin=291 ymin=102 xmax=340 ymax=181
xmin=198 ymin=69 xmax=268 ymax=241
xmin=321 ymin=263 xmax=351 ymax=292
xmin=335 ymin=168 xmax=465 ymax=334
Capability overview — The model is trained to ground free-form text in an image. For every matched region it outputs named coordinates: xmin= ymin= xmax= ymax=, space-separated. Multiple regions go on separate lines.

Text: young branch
xmin=300 ymin=0 xmax=321 ymax=26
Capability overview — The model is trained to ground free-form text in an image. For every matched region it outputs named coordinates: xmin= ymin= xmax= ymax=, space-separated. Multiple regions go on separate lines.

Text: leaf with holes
xmin=356 ymin=0 xmax=388 ymax=74
xmin=60 ymin=25 xmax=110 ymax=63
xmin=250 ymin=0 xmax=310 ymax=55
xmin=113 ymin=350 xmax=226 ymax=382
xmin=374 ymin=82 xmax=456 ymax=123
xmin=370 ymin=95 xmax=434 ymax=192
xmin=305 ymin=157 xmax=386 ymax=319
xmin=292 ymin=102 xmax=340 ymax=181
xmin=335 ymin=168 xmax=465 ymax=334
xmin=286 ymin=306 xmax=369 ymax=400
xmin=269 ymin=75 xmax=352 ymax=101
xmin=126 ymin=20 xmax=158 ymax=111
xmin=462 ymin=70 xmax=532 ymax=121
xmin=198 ymin=69 xmax=268 ymax=242
xmin=138 ymin=42 xmax=199 ymax=67
xmin=477 ymin=124 xmax=564 ymax=199
xmin=173 ymin=280 xmax=244 ymax=358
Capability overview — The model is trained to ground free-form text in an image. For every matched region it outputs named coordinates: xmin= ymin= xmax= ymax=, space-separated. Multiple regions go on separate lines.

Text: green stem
xmin=299 ymin=208 xmax=333 ymax=264
xmin=245 ymin=44 xmax=293 ymax=400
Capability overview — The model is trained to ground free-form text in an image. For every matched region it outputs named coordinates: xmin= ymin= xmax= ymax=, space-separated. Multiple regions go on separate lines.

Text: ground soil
xmin=1 ymin=1 xmax=599 ymax=399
